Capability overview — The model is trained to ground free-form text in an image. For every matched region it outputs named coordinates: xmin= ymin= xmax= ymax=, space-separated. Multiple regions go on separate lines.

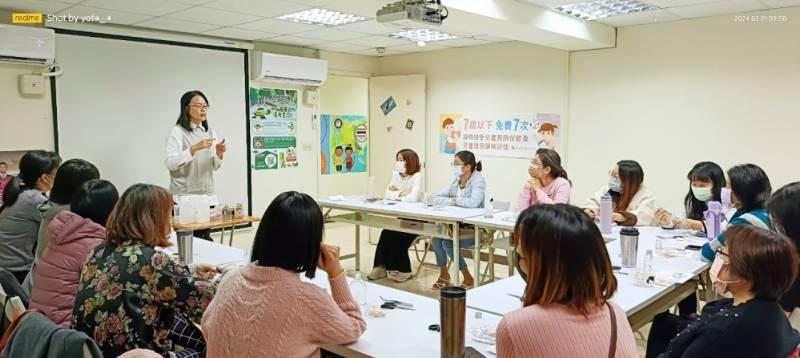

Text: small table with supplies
xmin=172 ymin=216 xmax=260 ymax=246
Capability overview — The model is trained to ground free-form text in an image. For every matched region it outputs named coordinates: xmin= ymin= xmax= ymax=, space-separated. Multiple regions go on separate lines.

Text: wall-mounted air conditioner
xmin=0 ymin=25 xmax=55 ymax=65
xmin=250 ymin=52 xmax=327 ymax=86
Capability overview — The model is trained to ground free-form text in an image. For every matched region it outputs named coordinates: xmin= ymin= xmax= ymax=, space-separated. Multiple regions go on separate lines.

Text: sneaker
xmin=367 ymin=266 xmax=387 ymax=280
xmin=387 ymin=271 xmax=412 ymax=283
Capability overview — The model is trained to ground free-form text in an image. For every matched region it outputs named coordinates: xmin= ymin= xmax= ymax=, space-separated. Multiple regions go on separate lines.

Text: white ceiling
xmin=2 ymin=0 xmax=798 ymax=55
xmin=521 ymin=0 xmax=800 ymax=27
xmin=0 ymin=0 xmax=513 ymax=56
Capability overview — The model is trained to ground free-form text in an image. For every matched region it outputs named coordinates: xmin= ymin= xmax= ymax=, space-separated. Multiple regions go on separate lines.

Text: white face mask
xmin=692 ymin=186 xmax=713 ymax=202
xmin=709 ymin=255 xmax=739 ymax=298
xmin=453 ymin=165 xmax=464 ymax=177
xmin=609 ymin=177 xmax=622 ymax=193
xmin=394 ymin=161 xmax=406 ymax=174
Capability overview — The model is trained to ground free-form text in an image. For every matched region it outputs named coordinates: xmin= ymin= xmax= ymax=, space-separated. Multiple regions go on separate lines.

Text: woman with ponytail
xmin=518 ymin=148 xmax=572 ymax=211
xmin=0 ymin=150 xmax=61 ymax=282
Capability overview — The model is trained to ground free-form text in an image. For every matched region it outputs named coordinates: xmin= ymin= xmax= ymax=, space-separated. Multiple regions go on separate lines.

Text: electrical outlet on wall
xmin=304 ymin=90 xmax=319 ymax=105
xmin=19 ymin=75 xmax=45 ymax=95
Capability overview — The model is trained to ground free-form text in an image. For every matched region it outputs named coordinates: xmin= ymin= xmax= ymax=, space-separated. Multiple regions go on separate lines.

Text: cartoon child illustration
xmin=536 ymin=122 xmax=559 ymax=151
xmin=344 ymin=146 xmax=355 ymax=172
xmin=440 ymin=118 xmax=458 ymax=154
xmin=334 ymin=146 xmax=344 ymax=172
xmin=253 ymin=123 xmax=264 ymax=135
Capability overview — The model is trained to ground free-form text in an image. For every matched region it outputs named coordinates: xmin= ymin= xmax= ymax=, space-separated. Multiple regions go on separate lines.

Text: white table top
xmin=467 ymin=226 xmax=711 ymax=317
xmin=463 ymin=211 xmax=518 ymax=231
xmin=165 ymin=236 xmax=248 ymax=267
xmin=317 ymin=196 xmax=487 ymax=223
xmin=308 ymin=271 xmax=499 ymax=358
xmin=181 ymin=237 xmax=500 ymax=357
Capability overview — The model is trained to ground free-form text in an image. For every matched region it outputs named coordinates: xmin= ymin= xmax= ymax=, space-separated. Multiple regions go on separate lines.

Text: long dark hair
xmin=176 ymin=90 xmax=209 ymax=131
xmin=71 ymin=179 xmax=119 ymax=227
xmin=728 ymin=164 xmax=771 ymax=213
xmin=513 ymin=204 xmax=617 ymax=316
xmin=49 ymin=159 xmax=100 ymax=205
xmin=684 ymin=162 xmax=725 ymax=220
xmin=455 ymin=150 xmax=483 ymax=172
xmin=251 ymin=191 xmax=323 ymax=279
xmin=536 ymin=148 xmax=569 ymax=184
xmin=1 ymin=151 xmax=61 ymax=210
xmin=0 ymin=177 xmax=22 ymax=214
xmin=616 ymin=160 xmax=644 ymax=212
xmin=768 ymin=182 xmax=800 ymax=244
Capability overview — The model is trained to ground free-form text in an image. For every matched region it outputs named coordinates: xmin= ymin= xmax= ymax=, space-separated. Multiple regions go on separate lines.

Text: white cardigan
xmin=385 ymin=172 xmax=424 ymax=202
xmin=583 ymin=185 xmax=657 ymax=226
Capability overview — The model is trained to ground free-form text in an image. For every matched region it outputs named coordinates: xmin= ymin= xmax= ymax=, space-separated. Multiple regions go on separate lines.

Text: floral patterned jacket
xmin=72 ymin=241 xmax=217 ymax=357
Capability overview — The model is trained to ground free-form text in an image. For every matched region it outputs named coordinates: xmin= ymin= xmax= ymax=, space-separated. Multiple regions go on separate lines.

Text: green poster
xmin=249 ymin=87 xmax=298 ymax=170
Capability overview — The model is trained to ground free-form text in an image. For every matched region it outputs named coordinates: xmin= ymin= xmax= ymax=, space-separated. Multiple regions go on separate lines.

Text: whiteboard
xmin=54 ymin=32 xmax=250 ymax=213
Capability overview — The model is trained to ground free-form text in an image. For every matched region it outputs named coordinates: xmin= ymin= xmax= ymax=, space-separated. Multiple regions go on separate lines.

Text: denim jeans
xmin=432 ymin=237 xmax=475 ymax=268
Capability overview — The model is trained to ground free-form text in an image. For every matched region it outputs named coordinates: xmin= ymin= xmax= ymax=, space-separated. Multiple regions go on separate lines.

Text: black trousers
xmin=373 ymin=230 xmax=418 ymax=273
xmin=194 ymin=229 xmax=212 ymax=241
xmin=646 ymin=311 xmax=693 ymax=358
xmin=677 ymin=295 xmax=698 ymax=316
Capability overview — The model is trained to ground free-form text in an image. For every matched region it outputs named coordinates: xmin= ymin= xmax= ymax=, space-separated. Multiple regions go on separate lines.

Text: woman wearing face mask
xmin=655 ymin=162 xmax=725 ymax=231
xmin=0 ymin=150 xmax=61 ymax=283
xmin=583 ymin=160 xmax=657 ymax=226
xmin=368 ymin=149 xmax=424 ymax=283
xmin=701 ymin=164 xmax=772 ymax=262
xmin=431 ymin=150 xmax=486 ymax=289
xmin=656 ymin=226 xmax=800 ymax=358
xmin=517 ymin=148 xmax=571 ymax=211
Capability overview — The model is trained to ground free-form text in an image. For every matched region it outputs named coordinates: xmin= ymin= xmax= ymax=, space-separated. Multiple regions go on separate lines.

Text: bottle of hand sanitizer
xmin=484 ymin=188 xmax=494 ymax=219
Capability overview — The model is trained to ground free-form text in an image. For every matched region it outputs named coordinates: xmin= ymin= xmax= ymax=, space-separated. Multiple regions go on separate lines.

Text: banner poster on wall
xmin=249 ymin=87 xmax=299 ymax=170
xmin=438 ymin=113 xmax=561 ymax=159
xmin=320 ymin=114 xmax=369 ymax=175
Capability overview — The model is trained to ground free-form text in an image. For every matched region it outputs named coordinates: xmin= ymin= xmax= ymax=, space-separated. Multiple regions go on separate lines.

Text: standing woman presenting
xmin=165 ymin=90 xmax=226 ymax=194
xmin=165 ymin=90 xmax=226 ymax=240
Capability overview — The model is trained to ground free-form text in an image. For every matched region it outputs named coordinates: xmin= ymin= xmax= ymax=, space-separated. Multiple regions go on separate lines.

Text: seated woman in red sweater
xmin=202 ymin=191 xmax=366 ymax=358
xmin=497 ymin=204 xmax=638 ymax=358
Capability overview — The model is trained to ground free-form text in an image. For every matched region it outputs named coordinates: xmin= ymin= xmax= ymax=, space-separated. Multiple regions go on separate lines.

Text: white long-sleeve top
xmin=583 ymin=185 xmax=657 ymax=226
xmin=384 ymin=172 xmax=423 ymax=202
xmin=165 ymin=123 xmax=221 ymax=195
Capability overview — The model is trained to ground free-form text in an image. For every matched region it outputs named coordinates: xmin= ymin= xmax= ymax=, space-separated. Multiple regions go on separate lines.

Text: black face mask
xmin=516 ymin=257 xmax=527 ymax=283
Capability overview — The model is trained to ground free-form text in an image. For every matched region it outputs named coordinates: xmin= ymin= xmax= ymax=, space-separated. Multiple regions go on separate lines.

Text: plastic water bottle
xmin=704 ymin=201 xmax=723 ymax=239
xmin=599 ymin=193 xmax=613 ymax=234
xmin=484 ymin=188 xmax=494 ymax=218
xmin=349 ymin=271 xmax=368 ymax=308
xmin=196 ymin=195 xmax=211 ymax=223
xmin=366 ymin=176 xmax=375 ymax=200
xmin=720 ymin=188 xmax=732 ymax=211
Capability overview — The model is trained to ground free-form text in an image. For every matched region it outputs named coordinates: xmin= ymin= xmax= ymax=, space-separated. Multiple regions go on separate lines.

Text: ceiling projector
xmin=376 ymin=0 xmax=449 ymax=29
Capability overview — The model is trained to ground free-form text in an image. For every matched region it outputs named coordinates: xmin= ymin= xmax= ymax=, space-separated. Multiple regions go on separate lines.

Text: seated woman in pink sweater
xmin=202 ymin=191 xmax=366 ymax=358
xmin=30 ymin=179 xmax=118 ymax=327
xmin=497 ymin=204 xmax=638 ymax=358
xmin=517 ymin=148 xmax=571 ymax=211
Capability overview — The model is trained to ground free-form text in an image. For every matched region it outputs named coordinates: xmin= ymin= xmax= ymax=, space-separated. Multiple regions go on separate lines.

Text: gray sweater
xmin=0 ymin=190 xmax=47 ymax=273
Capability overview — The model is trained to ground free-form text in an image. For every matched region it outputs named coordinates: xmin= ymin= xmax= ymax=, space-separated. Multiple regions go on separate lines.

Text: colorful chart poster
xmin=249 ymin=87 xmax=298 ymax=170
xmin=438 ymin=113 xmax=561 ymax=159
xmin=320 ymin=115 xmax=368 ymax=175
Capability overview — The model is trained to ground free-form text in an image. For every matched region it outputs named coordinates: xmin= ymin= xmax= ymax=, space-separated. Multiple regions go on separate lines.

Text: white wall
xmin=317 ymin=75 xmax=370 ymax=198
xmin=568 ymin=7 xmax=800 ymax=213
xmin=378 ymin=42 xmax=570 ymax=205
xmin=0 ymin=64 xmax=54 ymax=151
